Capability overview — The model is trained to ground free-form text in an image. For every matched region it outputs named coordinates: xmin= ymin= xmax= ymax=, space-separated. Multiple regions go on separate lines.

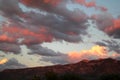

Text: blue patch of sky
xmin=67 ymin=3 xmax=99 ymax=16
xmin=96 ymin=0 xmax=120 ymax=17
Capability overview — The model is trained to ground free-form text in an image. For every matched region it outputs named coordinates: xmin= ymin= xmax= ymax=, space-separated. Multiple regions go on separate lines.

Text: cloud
xmin=0 ymin=0 xmax=90 ymax=54
xmin=92 ymin=12 xmax=120 ymax=38
xmin=105 ymin=18 xmax=120 ymax=38
xmin=0 ymin=0 xmax=23 ymax=21
xmin=0 ymin=58 xmax=26 ymax=71
xmin=0 ymin=0 xmax=117 ymax=65
xmin=40 ymin=45 xmax=120 ymax=64
xmin=20 ymin=0 xmax=89 ymax=26
xmin=0 ymin=0 xmax=89 ymax=44
xmin=23 ymin=9 xmax=88 ymax=43
xmin=41 ymin=55 xmax=69 ymax=64
xmin=28 ymin=44 xmax=69 ymax=64
xmin=0 ymin=58 xmax=8 ymax=65
xmin=68 ymin=45 xmax=108 ymax=63
xmin=68 ymin=45 xmax=120 ymax=63
xmin=0 ymin=43 xmax=21 ymax=54
xmin=27 ymin=44 xmax=70 ymax=64
xmin=1 ymin=25 xmax=53 ymax=45
xmin=74 ymin=0 xmax=107 ymax=11
xmin=28 ymin=45 xmax=65 ymax=56
xmin=20 ymin=0 xmax=107 ymax=14
xmin=95 ymin=40 xmax=120 ymax=53
xmin=0 ymin=34 xmax=15 ymax=43
xmin=91 ymin=12 xmax=113 ymax=30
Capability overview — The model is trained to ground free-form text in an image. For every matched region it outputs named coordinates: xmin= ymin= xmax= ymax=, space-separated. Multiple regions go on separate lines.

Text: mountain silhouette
xmin=0 ymin=58 xmax=120 ymax=80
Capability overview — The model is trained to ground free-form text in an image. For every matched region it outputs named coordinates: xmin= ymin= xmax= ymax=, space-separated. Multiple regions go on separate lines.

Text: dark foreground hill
xmin=0 ymin=58 xmax=120 ymax=80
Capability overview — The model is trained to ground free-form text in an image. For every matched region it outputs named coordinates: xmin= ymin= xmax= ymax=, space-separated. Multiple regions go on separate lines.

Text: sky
xmin=0 ymin=0 xmax=120 ymax=71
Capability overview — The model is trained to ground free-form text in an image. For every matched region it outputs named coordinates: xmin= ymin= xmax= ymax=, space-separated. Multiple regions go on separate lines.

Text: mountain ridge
xmin=0 ymin=58 xmax=120 ymax=80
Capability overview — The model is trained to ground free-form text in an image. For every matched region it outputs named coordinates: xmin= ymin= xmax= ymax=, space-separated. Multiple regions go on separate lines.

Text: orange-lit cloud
xmin=105 ymin=19 xmax=120 ymax=34
xmin=68 ymin=45 xmax=120 ymax=63
xmin=2 ymin=26 xmax=53 ymax=44
xmin=0 ymin=34 xmax=14 ymax=43
xmin=91 ymin=13 xmax=120 ymax=38
xmin=74 ymin=0 xmax=107 ymax=11
xmin=20 ymin=0 xmax=61 ymax=7
xmin=20 ymin=0 xmax=107 ymax=12
xmin=112 ymin=53 xmax=120 ymax=58
xmin=0 ymin=58 xmax=26 ymax=71
xmin=0 ymin=58 xmax=8 ymax=65
xmin=44 ymin=0 xmax=60 ymax=6
xmin=85 ymin=1 xmax=96 ymax=7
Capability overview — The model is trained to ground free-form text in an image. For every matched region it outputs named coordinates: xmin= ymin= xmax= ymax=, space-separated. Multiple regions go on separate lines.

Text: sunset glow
xmin=68 ymin=45 xmax=107 ymax=62
xmin=0 ymin=58 xmax=8 ymax=65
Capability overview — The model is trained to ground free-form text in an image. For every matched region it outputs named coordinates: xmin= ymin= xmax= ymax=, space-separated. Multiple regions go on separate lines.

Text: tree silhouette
xmin=100 ymin=74 xmax=120 ymax=80
xmin=45 ymin=71 xmax=58 ymax=80
xmin=60 ymin=72 xmax=84 ymax=80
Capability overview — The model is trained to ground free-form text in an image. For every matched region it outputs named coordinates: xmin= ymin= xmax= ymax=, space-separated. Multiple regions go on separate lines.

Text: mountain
xmin=0 ymin=58 xmax=120 ymax=80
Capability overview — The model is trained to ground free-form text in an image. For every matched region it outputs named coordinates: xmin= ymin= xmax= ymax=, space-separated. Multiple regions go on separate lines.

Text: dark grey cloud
xmin=19 ymin=0 xmax=88 ymax=43
xmin=0 ymin=0 xmax=23 ymax=21
xmin=95 ymin=42 xmax=107 ymax=46
xmin=0 ymin=0 xmax=89 ymax=44
xmin=20 ymin=0 xmax=84 ymax=22
xmin=0 ymin=0 xmax=89 ymax=54
xmin=95 ymin=40 xmax=120 ymax=53
xmin=28 ymin=44 xmax=69 ymax=64
xmin=108 ymin=29 xmax=120 ymax=38
xmin=28 ymin=45 xmax=66 ymax=56
xmin=40 ymin=55 xmax=69 ymax=64
xmin=0 ymin=58 xmax=26 ymax=71
xmin=24 ymin=9 xmax=88 ymax=43
xmin=0 ymin=0 xmax=27 ymax=52
xmin=0 ymin=43 xmax=21 ymax=54
xmin=52 ymin=30 xmax=83 ymax=42
xmin=92 ymin=12 xmax=113 ymax=30
xmin=92 ymin=12 xmax=120 ymax=38
xmin=27 ymin=44 xmax=70 ymax=64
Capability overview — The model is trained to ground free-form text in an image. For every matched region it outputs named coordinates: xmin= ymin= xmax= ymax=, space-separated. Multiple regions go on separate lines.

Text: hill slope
xmin=0 ymin=58 xmax=120 ymax=80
